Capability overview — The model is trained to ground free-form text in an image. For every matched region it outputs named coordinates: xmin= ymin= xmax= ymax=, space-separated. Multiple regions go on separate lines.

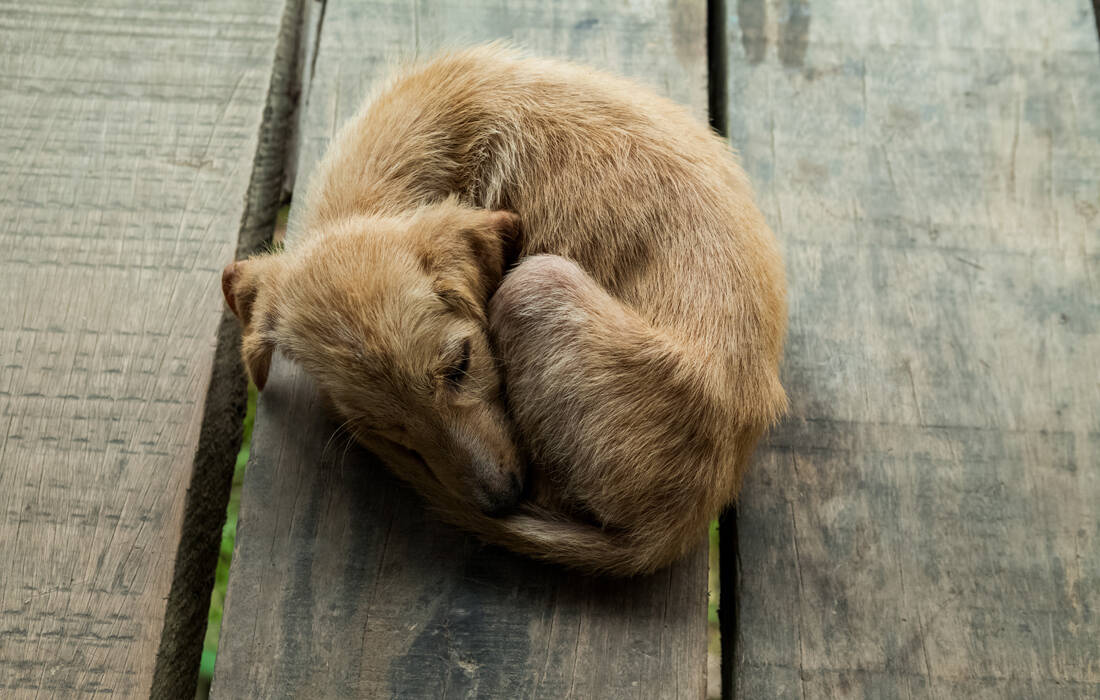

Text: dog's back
xmin=306 ymin=44 xmax=786 ymax=420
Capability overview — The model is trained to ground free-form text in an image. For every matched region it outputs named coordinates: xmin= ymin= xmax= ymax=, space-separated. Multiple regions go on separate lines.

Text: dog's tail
xmin=435 ymin=500 xmax=698 ymax=576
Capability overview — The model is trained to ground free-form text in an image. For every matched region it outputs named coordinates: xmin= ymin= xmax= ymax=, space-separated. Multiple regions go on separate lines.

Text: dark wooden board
xmin=0 ymin=0 xmax=299 ymax=697
xmin=211 ymin=0 xmax=713 ymax=697
xmin=726 ymin=1 xmax=1100 ymax=697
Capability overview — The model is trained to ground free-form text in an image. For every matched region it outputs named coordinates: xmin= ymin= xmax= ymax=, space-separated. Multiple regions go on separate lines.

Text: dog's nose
xmin=480 ymin=471 xmax=523 ymax=517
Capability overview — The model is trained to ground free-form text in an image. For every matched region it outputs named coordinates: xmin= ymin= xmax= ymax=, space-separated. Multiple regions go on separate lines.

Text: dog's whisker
xmin=338 ymin=430 xmax=354 ymax=479
xmin=320 ymin=416 xmax=356 ymax=464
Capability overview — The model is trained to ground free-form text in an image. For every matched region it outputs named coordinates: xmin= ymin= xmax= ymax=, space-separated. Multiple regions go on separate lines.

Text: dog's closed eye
xmin=443 ymin=338 xmax=471 ymax=388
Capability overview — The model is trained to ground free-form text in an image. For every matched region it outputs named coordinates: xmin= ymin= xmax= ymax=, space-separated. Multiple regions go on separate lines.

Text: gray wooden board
xmin=212 ymin=0 xmax=712 ymax=698
xmin=0 ymin=1 xmax=294 ymax=696
xmin=726 ymin=1 xmax=1100 ymax=697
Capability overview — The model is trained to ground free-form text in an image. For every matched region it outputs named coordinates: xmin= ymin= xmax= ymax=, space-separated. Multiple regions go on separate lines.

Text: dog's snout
xmin=444 ymin=417 xmax=523 ymax=517
xmin=480 ymin=469 xmax=523 ymax=517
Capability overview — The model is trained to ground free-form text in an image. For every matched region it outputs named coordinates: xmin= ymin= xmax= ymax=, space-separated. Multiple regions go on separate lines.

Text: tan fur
xmin=222 ymin=45 xmax=787 ymax=575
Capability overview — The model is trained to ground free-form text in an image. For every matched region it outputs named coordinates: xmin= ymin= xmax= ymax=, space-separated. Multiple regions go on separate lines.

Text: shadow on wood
xmin=214 ymin=362 xmax=707 ymax=698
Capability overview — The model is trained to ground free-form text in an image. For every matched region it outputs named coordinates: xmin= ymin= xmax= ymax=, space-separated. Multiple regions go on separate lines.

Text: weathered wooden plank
xmin=727 ymin=1 xmax=1100 ymax=697
xmin=0 ymin=1 xmax=299 ymax=697
xmin=212 ymin=1 xmax=711 ymax=698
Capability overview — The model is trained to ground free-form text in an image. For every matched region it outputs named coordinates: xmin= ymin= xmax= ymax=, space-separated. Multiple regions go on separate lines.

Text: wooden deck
xmin=729 ymin=2 xmax=1100 ymax=696
xmin=1 ymin=1 xmax=1097 ymax=698
xmin=210 ymin=2 xmax=711 ymax=697
xmin=0 ymin=1 xmax=297 ymax=696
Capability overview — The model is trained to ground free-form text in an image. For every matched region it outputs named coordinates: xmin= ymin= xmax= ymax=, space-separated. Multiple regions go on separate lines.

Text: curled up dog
xmin=222 ymin=45 xmax=787 ymax=576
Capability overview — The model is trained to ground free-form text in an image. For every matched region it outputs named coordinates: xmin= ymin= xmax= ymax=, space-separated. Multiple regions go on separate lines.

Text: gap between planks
xmin=150 ymin=1 xmax=309 ymax=697
xmin=705 ymin=1 xmax=742 ymax=698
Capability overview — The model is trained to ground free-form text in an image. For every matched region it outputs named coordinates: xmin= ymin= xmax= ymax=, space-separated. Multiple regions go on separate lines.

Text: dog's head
xmin=222 ymin=199 xmax=523 ymax=515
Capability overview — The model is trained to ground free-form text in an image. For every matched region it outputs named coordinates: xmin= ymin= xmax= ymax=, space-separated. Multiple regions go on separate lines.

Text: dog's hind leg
xmin=488 ymin=254 xmax=738 ymax=559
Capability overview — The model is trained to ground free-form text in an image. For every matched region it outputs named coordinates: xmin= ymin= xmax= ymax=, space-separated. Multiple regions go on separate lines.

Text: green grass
xmin=198 ymin=382 xmax=257 ymax=689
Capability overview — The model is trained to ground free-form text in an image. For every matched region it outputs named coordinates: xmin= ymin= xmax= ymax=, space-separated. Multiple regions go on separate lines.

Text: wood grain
xmin=0 ymin=1 xmax=297 ymax=696
xmin=212 ymin=0 xmax=711 ymax=697
xmin=726 ymin=1 xmax=1100 ymax=697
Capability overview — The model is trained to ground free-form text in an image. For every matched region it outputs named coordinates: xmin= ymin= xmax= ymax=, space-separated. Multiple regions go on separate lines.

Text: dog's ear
xmin=419 ymin=208 xmax=520 ymax=321
xmin=474 ymin=210 xmax=520 ymax=289
xmin=222 ymin=261 xmax=256 ymax=323
xmin=222 ymin=259 xmax=278 ymax=390
xmin=240 ymin=322 xmax=275 ymax=390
